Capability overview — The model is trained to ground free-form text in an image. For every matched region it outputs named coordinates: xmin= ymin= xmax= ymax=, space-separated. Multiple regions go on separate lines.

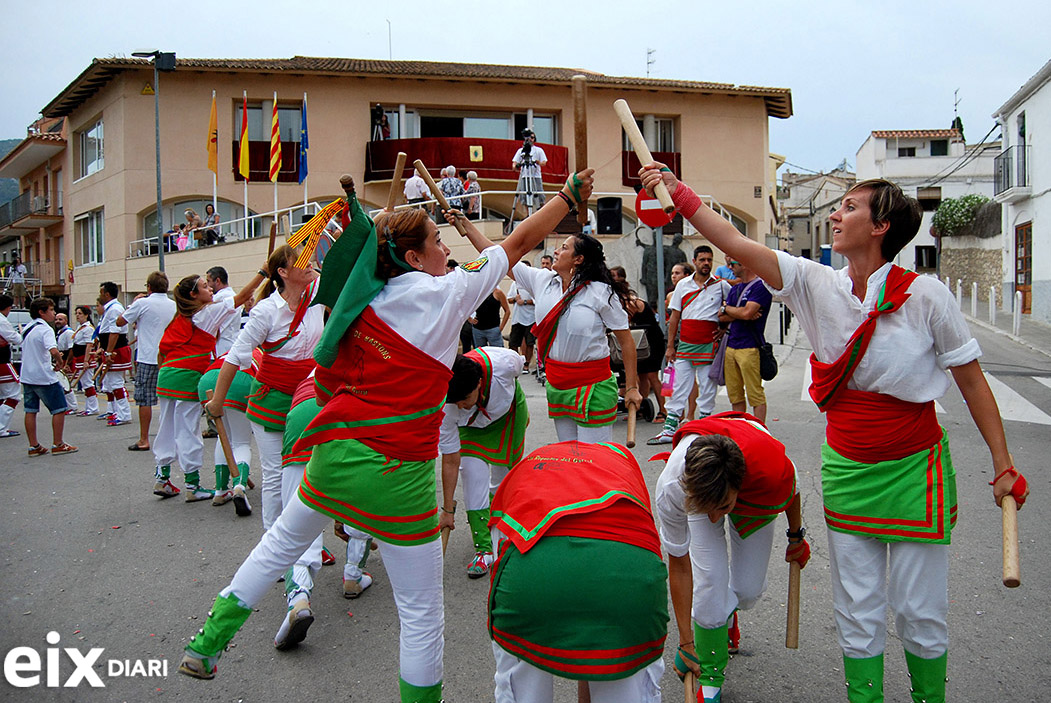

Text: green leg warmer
xmin=693 ymin=622 xmax=729 ymax=694
xmin=466 ymin=509 xmax=492 ymax=553
xmin=233 ymin=463 xmax=250 ymax=487
xmin=185 ymin=592 xmax=253 ymax=659
xmin=904 ymin=649 xmax=946 ymax=703
xmin=663 ymin=410 xmax=681 ymax=434
xmin=843 ymin=653 xmax=885 ymax=703
xmin=214 ymin=464 xmax=230 ymax=491
xmin=185 ymin=470 xmax=201 ymax=487
xmin=398 ymin=678 xmax=443 ymax=702
xmin=157 ymin=465 xmax=171 ymax=480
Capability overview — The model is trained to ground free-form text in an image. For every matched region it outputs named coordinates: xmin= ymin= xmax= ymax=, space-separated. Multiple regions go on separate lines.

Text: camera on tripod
xmin=520 ymin=128 xmax=535 ymax=158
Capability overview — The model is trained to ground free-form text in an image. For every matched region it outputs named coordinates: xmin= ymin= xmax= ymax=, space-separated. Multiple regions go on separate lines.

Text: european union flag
xmin=299 ymin=98 xmax=309 ymax=184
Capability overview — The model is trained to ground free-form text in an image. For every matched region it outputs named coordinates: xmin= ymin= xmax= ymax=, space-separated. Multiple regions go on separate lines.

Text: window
xmin=465 ymin=116 xmax=511 ymax=139
xmin=76 ymin=209 xmax=104 ymax=265
xmin=930 ymin=139 xmax=948 ymax=156
xmin=897 ymin=146 xmax=916 ymax=158
xmin=77 ymin=119 xmax=103 ymax=178
xmin=915 ymin=245 xmax=937 ymax=271
xmin=917 ymin=187 xmax=941 ymax=212
xmin=383 ymin=109 xmax=418 ymax=139
xmin=622 ymin=117 xmax=675 ymax=152
xmin=232 ymin=102 xmax=303 ymax=182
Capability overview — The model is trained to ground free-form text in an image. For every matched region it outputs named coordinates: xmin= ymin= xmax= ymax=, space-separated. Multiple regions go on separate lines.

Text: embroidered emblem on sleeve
xmin=460 ymin=257 xmax=489 ymax=272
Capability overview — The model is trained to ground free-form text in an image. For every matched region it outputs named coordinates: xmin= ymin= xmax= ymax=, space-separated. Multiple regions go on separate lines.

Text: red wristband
xmin=671 ymin=183 xmax=702 ymax=219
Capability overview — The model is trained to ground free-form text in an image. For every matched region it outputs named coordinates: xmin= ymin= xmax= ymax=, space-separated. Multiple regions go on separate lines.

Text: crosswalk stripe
xmin=1034 ymin=376 xmax=1051 ymax=391
xmin=984 ymin=373 xmax=1051 ymax=425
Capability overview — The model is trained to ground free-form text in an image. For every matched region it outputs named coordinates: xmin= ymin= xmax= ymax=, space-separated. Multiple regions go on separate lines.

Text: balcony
xmin=621 ymin=151 xmax=681 ymax=189
xmin=364 ymin=137 xmax=568 ymax=185
xmin=993 ymin=145 xmax=1031 ymax=204
xmin=0 ymin=192 xmax=63 ymax=234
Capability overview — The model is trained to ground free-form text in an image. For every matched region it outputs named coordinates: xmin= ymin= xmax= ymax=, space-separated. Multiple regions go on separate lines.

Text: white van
xmin=5 ymin=309 xmax=33 ymax=369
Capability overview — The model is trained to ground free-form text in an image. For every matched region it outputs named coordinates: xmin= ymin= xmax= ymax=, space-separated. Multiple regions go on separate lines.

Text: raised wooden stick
xmin=572 ymin=75 xmax=589 ymax=226
xmin=1002 ymin=495 xmax=1020 ymax=588
xmin=684 ymin=671 xmax=696 ymax=703
xmin=626 ymin=405 xmax=637 ymax=448
xmin=267 ymin=221 xmax=278 ymax=258
xmin=613 ymin=98 xmax=674 ymax=213
xmin=786 ymin=561 xmax=801 ymax=648
xmin=386 ymin=152 xmax=408 ymax=211
xmin=413 ymin=159 xmax=468 ymax=236
xmin=206 ymin=390 xmax=239 ymax=480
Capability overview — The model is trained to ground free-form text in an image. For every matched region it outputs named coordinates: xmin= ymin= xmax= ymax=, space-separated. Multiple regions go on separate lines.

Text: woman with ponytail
xmin=152 ymin=271 xmax=262 ymax=501
xmin=181 ymin=171 xmax=594 ymax=703
xmin=509 ymin=231 xmax=642 ymax=442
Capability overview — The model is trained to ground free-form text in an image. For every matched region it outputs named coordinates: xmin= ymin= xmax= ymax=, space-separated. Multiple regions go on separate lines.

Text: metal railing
xmin=994 ymin=145 xmax=1029 ymax=196
xmin=0 ymin=192 xmax=50 ymax=230
xmin=128 ymin=201 xmax=325 ymax=258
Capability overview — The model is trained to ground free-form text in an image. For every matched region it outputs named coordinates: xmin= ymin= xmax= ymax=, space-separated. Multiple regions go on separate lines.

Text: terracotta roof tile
xmin=871 ymin=129 xmax=961 ymax=139
xmin=43 ymin=56 xmax=792 ymax=119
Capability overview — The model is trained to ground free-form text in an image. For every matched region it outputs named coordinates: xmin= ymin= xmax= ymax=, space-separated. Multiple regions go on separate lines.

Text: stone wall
xmin=939 ymin=245 xmax=1003 ymax=305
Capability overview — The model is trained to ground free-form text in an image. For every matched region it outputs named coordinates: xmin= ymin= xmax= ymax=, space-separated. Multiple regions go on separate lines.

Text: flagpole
xmin=211 ymin=90 xmax=218 ymax=218
xmin=302 ymin=93 xmax=308 ymax=220
xmin=243 ymin=89 xmax=249 ymax=240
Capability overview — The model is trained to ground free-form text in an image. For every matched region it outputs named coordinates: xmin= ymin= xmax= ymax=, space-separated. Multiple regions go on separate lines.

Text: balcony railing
xmin=0 ymin=191 xmax=52 ymax=230
xmin=364 ymin=137 xmax=569 ymax=185
xmin=994 ymin=145 xmax=1029 ymax=196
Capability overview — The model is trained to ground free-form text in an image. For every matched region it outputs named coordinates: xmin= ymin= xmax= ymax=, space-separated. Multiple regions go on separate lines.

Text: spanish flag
xmin=206 ymin=91 xmax=218 ymax=175
xmin=269 ymin=92 xmax=282 ymax=183
xmin=238 ymin=93 xmax=250 ymax=181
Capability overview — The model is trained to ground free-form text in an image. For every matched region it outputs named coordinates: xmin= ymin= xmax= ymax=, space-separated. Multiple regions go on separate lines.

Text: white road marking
xmin=984 ymin=373 xmax=1051 ymax=425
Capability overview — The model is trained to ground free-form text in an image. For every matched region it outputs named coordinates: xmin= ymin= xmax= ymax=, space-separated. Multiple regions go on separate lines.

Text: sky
xmin=2 ymin=0 xmax=1049 ymax=176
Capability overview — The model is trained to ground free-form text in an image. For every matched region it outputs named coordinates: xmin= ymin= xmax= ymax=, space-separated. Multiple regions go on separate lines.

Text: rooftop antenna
xmin=953 ymin=88 xmax=961 ymax=121
xmin=646 ymin=48 xmax=656 ymax=78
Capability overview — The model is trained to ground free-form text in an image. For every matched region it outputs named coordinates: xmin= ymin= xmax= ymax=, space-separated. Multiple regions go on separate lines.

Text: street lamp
xmin=132 ymin=49 xmax=175 ymax=271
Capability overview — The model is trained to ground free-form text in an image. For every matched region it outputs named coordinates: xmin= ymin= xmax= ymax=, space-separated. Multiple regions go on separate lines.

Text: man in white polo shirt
xmin=117 ymin=272 xmax=175 ymax=449
xmin=21 ymin=298 xmax=76 ymax=456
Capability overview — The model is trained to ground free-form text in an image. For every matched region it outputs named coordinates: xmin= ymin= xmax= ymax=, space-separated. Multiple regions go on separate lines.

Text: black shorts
xmin=508 ymin=323 xmax=535 ymax=349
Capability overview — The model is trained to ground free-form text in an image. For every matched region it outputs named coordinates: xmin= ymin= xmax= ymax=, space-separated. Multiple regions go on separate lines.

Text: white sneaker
xmin=232 ymin=484 xmax=252 ymax=517
xmin=342 ymin=572 xmax=374 ymax=599
xmin=274 ymin=600 xmax=314 ymax=650
xmin=211 ymin=489 xmax=233 ymax=506
xmin=646 ymin=430 xmax=674 ymax=446
xmin=185 ymin=485 xmax=215 ymax=503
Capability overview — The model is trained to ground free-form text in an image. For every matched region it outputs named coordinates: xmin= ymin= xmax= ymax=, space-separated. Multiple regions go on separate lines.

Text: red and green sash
xmin=258 ymin=279 xmax=316 ymax=354
xmin=282 ymin=377 xmax=319 ymax=467
xmin=531 ymin=283 xmax=585 ymax=365
xmin=459 ymin=348 xmax=529 ymax=469
xmin=196 ymin=350 xmax=260 ymax=411
xmin=157 ymin=316 xmax=217 ymax=400
xmin=245 ymin=356 xmax=316 ymax=430
xmin=296 ymin=305 xmax=452 ymax=461
xmin=488 ymin=441 xmax=667 ymax=680
xmin=653 ymin=413 xmax=797 ymax=538
xmin=809 ymin=265 xmax=919 ymax=410
xmin=544 ymin=357 xmax=618 ymax=426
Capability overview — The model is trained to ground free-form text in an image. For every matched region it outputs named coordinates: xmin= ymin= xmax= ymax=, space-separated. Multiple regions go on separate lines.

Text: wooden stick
xmin=412 ymin=159 xmax=468 ymax=236
xmin=786 ymin=561 xmax=801 ymax=648
xmin=613 ymin=98 xmax=674 ymax=213
xmin=572 ymin=75 xmax=589 ymax=226
xmin=441 ymin=499 xmax=457 ymax=555
xmin=626 ymin=405 xmax=637 ymax=448
xmin=1002 ymin=495 xmax=1020 ymax=588
xmin=386 ymin=152 xmax=408 ymax=211
xmin=267 ymin=221 xmax=277 ymax=258
xmin=206 ymin=390 xmax=239 ymax=479
xmin=684 ymin=671 xmax=696 ymax=703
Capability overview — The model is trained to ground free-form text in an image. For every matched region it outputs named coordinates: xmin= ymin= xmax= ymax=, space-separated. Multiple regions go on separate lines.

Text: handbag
xmin=708 ymin=338 xmax=727 ymax=385
xmin=608 ymin=328 xmax=650 ymax=365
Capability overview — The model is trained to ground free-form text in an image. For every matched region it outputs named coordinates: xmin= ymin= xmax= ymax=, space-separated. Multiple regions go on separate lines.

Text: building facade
xmin=0 ymin=56 xmax=791 ymax=307
xmin=993 ymin=58 xmax=1051 ymax=325
xmin=778 ymin=168 xmax=855 ymax=260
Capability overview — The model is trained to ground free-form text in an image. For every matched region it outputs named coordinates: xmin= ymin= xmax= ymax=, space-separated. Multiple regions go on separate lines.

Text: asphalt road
xmin=1 ymin=319 xmax=1049 ymax=701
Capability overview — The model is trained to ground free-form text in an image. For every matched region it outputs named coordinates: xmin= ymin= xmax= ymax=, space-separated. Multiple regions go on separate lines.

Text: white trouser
xmin=827 ymin=529 xmax=949 ymax=659
xmin=0 ymin=381 xmax=19 ymax=432
xmin=63 ymin=388 xmax=78 ymax=412
xmin=152 ymin=398 xmax=203 ymax=478
xmin=211 ymin=410 xmax=252 ymax=469
xmin=101 ymin=371 xmax=131 ymax=422
xmin=493 ymin=642 xmax=663 ymax=703
xmin=688 ymin=515 xmax=775 ymax=628
xmin=666 ymin=359 xmax=717 ymax=419
xmin=281 ymin=461 xmax=324 ymax=603
xmin=461 ymin=456 xmax=508 ymax=511
xmin=251 ymin=423 xmax=284 ymax=530
xmin=79 ymin=377 xmax=99 ymax=414
xmin=553 ymin=416 xmax=612 ymax=444
xmin=343 ymin=526 xmax=373 ymax=581
xmin=221 ymin=496 xmax=444 ymax=687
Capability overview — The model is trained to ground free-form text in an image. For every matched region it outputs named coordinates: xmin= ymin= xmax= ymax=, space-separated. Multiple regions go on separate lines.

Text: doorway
xmin=1015 ymin=221 xmax=1032 ymax=314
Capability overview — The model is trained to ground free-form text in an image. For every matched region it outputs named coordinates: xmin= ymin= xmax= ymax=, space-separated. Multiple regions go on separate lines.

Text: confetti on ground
xmin=112 ymin=526 xmax=121 ymax=529
xmin=347 ymin=611 xmax=353 ymax=617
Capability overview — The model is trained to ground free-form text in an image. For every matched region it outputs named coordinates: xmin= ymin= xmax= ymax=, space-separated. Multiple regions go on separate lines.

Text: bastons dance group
xmin=27 ymin=143 xmax=1023 ymax=701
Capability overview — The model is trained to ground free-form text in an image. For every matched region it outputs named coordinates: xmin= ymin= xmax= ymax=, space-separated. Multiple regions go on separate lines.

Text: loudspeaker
xmin=597 ymin=197 xmax=622 ymax=234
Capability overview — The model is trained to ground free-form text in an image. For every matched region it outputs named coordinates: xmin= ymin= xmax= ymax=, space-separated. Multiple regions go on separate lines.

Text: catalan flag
xmin=206 ymin=92 xmax=218 ymax=175
xmin=269 ymin=92 xmax=282 ymax=183
xmin=238 ymin=93 xmax=250 ymax=181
